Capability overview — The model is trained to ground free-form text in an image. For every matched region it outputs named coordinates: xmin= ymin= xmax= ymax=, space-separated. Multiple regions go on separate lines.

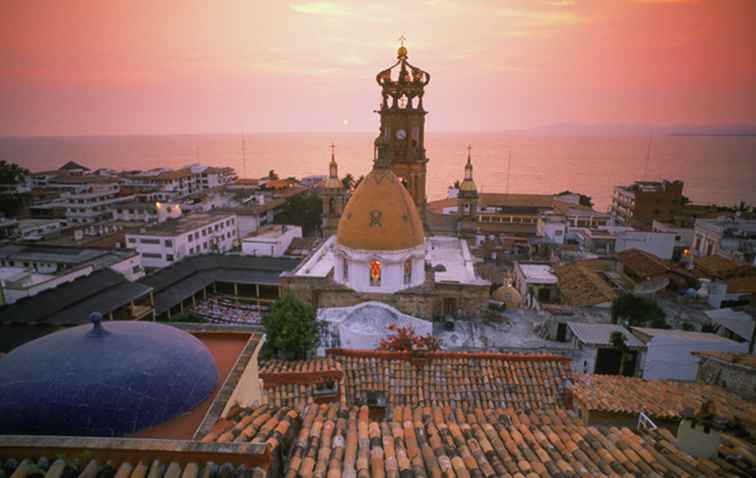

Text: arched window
xmin=369 ymin=259 xmax=382 ymax=287
xmin=342 ymin=256 xmax=349 ymax=281
xmin=403 ymin=258 xmax=412 ymax=285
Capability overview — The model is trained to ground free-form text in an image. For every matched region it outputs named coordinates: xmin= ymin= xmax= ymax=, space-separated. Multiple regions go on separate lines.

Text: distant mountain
xmin=531 ymin=123 xmax=756 ymax=136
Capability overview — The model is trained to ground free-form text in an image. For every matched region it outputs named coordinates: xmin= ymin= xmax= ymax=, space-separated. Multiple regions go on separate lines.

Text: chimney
xmin=676 ymin=401 xmax=725 ymax=459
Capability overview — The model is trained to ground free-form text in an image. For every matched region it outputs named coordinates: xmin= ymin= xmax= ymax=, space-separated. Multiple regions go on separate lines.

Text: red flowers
xmin=378 ymin=322 xmax=441 ymax=352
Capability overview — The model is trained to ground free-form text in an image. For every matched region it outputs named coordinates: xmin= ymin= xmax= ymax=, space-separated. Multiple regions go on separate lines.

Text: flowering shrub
xmin=378 ymin=323 xmax=441 ymax=352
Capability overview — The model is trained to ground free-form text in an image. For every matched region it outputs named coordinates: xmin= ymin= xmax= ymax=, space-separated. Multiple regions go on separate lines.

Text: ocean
xmin=2 ymin=132 xmax=755 ymax=211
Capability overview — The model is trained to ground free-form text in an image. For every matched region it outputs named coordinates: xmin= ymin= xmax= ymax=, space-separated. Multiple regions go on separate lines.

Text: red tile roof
xmin=693 ymin=351 xmax=756 ymax=371
xmin=616 ymin=248 xmax=670 ymax=278
xmin=260 ymin=358 xmax=344 ymax=408
xmin=327 ymin=349 xmax=573 ymax=411
xmin=572 ymin=374 xmax=756 ymax=428
xmin=201 ymin=402 xmax=756 ymax=477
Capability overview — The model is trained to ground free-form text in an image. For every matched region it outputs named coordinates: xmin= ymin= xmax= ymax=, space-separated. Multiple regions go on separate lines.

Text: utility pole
xmin=241 ymin=136 xmax=247 ymax=179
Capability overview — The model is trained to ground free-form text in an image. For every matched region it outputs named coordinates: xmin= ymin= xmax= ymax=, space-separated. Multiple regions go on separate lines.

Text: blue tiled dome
xmin=0 ymin=315 xmax=218 ymax=436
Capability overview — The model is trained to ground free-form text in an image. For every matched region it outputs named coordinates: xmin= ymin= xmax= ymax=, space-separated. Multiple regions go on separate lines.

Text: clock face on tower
xmin=395 ymin=129 xmax=407 ymax=140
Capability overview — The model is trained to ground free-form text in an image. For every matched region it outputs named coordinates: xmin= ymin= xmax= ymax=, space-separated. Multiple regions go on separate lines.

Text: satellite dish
xmin=634 ymin=277 xmax=669 ymax=295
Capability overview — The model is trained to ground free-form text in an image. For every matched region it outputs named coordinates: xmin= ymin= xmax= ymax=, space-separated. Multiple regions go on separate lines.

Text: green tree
xmin=262 ymin=294 xmax=320 ymax=360
xmin=556 ymin=190 xmax=593 ymax=208
xmin=268 ymin=169 xmax=279 ymax=180
xmin=0 ymin=161 xmax=31 ymax=218
xmin=0 ymin=161 xmax=29 ymax=184
xmin=275 ymin=191 xmax=323 ymax=236
xmin=342 ymin=173 xmax=355 ymax=192
xmin=610 ymin=293 xmax=666 ymax=328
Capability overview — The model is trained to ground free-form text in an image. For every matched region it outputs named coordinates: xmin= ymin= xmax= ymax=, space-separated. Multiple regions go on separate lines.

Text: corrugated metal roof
xmin=567 ymin=322 xmax=645 ymax=348
xmin=705 ymin=308 xmax=755 ymax=342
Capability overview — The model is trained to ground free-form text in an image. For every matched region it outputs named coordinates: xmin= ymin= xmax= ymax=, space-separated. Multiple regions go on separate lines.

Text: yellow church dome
xmin=336 ymin=168 xmax=424 ymax=251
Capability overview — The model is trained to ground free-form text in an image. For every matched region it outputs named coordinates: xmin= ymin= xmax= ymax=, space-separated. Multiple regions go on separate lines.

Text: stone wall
xmin=696 ymin=357 xmax=756 ymax=401
xmin=281 ymin=273 xmax=489 ymax=321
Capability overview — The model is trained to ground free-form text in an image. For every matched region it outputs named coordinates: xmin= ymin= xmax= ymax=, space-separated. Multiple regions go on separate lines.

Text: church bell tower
xmin=322 ymin=143 xmax=345 ymax=237
xmin=373 ymin=38 xmax=431 ymax=212
xmin=457 ymin=145 xmax=479 ymax=238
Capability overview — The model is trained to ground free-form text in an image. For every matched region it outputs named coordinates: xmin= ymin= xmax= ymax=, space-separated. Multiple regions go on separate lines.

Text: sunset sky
xmin=1 ymin=0 xmax=755 ymax=136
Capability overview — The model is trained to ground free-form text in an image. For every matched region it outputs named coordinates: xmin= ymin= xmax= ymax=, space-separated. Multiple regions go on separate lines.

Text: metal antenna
xmin=505 ymin=149 xmax=512 ymax=194
xmin=241 ymin=135 xmax=247 ymax=179
xmin=643 ymin=133 xmax=653 ymax=180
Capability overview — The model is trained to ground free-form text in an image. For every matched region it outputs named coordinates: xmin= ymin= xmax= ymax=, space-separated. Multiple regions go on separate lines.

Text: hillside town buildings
xmin=0 ymin=43 xmax=755 ymax=478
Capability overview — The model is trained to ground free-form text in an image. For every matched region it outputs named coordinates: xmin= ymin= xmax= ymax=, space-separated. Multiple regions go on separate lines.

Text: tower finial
xmin=397 ymin=35 xmax=408 ymax=59
xmin=330 ymin=142 xmax=336 ymax=161
xmin=87 ymin=312 xmax=109 ymax=337
xmin=467 ymin=144 xmax=472 ymax=164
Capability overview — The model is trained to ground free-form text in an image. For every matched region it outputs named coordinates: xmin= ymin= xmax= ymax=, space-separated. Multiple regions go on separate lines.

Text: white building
xmin=241 ymin=225 xmax=302 ymax=257
xmin=513 ymin=262 xmax=559 ymax=308
xmin=652 ymin=220 xmax=694 ymax=253
xmin=537 ymin=214 xmax=567 ymax=245
xmin=632 ymin=327 xmax=749 ymax=381
xmin=124 ymin=165 xmax=236 ymax=201
xmin=114 ymin=201 xmax=182 ymax=223
xmin=57 ymin=178 xmax=132 ymax=224
xmin=16 ymin=219 xmax=65 ymax=241
xmin=693 ymin=217 xmax=756 ymax=265
xmin=614 ymin=230 xmax=676 ymax=260
xmin=0 ymin=244 xmax=143 ymax=304
xmin=565 ymin=322 xmax=646 ymax=375
xmin=125 ymin=214 xmax=237 ymax=269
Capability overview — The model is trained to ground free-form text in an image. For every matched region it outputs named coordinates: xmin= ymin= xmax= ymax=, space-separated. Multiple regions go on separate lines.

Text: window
xmin=140 ymin=238 xmax=160 ymax=244
xmin=369 ymin=259 xmax=382 ymax=287
xmin=127 ymin=237 xmax=136 ymax=243
xmin=343 ymin=257 xmax=349 ymax=281
xmin=164 ymin=239 xmax=173 ymax=247
xmin=403 ymin=259 xmax=412 ymax=285
xmin=142 ymin=253 xmax=162 ymax=259
xmin=166 ymin=254 xmax=174 ymax=262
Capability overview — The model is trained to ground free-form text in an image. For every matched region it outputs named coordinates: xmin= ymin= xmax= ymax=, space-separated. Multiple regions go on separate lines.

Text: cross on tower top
xmin=398 ymin=35 xmax=406 ymax=47
xmin=330 ymin=142 xmax=336 ymax=161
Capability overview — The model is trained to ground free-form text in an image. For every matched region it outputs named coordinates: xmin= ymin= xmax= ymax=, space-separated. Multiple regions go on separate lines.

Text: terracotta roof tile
xmin=204 ymin=403 xmax=756 ymax=477
xmin=554 ymin=260 xmax=619 ymax=306
xmin=692 ymin=351 xmax=756 ymax=370
xmin=259 ymin=358 xmax=344 ymax=408
xmin=616 ymin=248 xmax=670 ymax=278
xmin=327 ymin=349 xmax=573 ymax=412
xmin=572 ymin=374 xmax=756 ymax=431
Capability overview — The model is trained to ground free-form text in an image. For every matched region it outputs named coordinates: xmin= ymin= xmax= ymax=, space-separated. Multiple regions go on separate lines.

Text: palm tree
xmin=610 ymin=331 xmax=630 ymax=376
xmin=342 ymin=173 xmax=355 ymax=191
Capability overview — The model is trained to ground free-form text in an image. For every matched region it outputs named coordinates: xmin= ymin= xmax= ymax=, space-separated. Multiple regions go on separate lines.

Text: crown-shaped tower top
xmin=375 ymin=37 xmax=431 ymax=112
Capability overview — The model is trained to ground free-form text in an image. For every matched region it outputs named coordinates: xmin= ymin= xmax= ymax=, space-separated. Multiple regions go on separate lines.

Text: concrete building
xmin=693 ymin=216 xmax=756 ymax=265
xmin=57 ymin=177 xmax=132 ymax=224
xmin=611 ymin=180 xmax=685 ymax=227
xmin=126 ymin=214 xmax=237 ymax=269
xmin=16 ymin=219 xmax=65 ymax=241
xmin=704 ymin=307 xmax=755 ymax=353
xmin=0 ymin=244 xmax=144 ymax=304
xmin=537 ymin=213 xmax=567 ymax=245
xmin=632 ymin=327 xmax=749 ymax=381
xmin=114 ymin=200 xmax=182 ymax=223
xmin=566 ymin=322 xmax=645 ymax=376
xmin=614 ymin=230 xmax=676 ymax=260
xmin=124 ymin=165 xmax=236 ymax=201
xmin=513 ymin=262 xmax=559 ymax=308
xmin=652 ymin=219 xmax=694 ymax=259
xmin=241 ymin=225 xmax=302 ymax=257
